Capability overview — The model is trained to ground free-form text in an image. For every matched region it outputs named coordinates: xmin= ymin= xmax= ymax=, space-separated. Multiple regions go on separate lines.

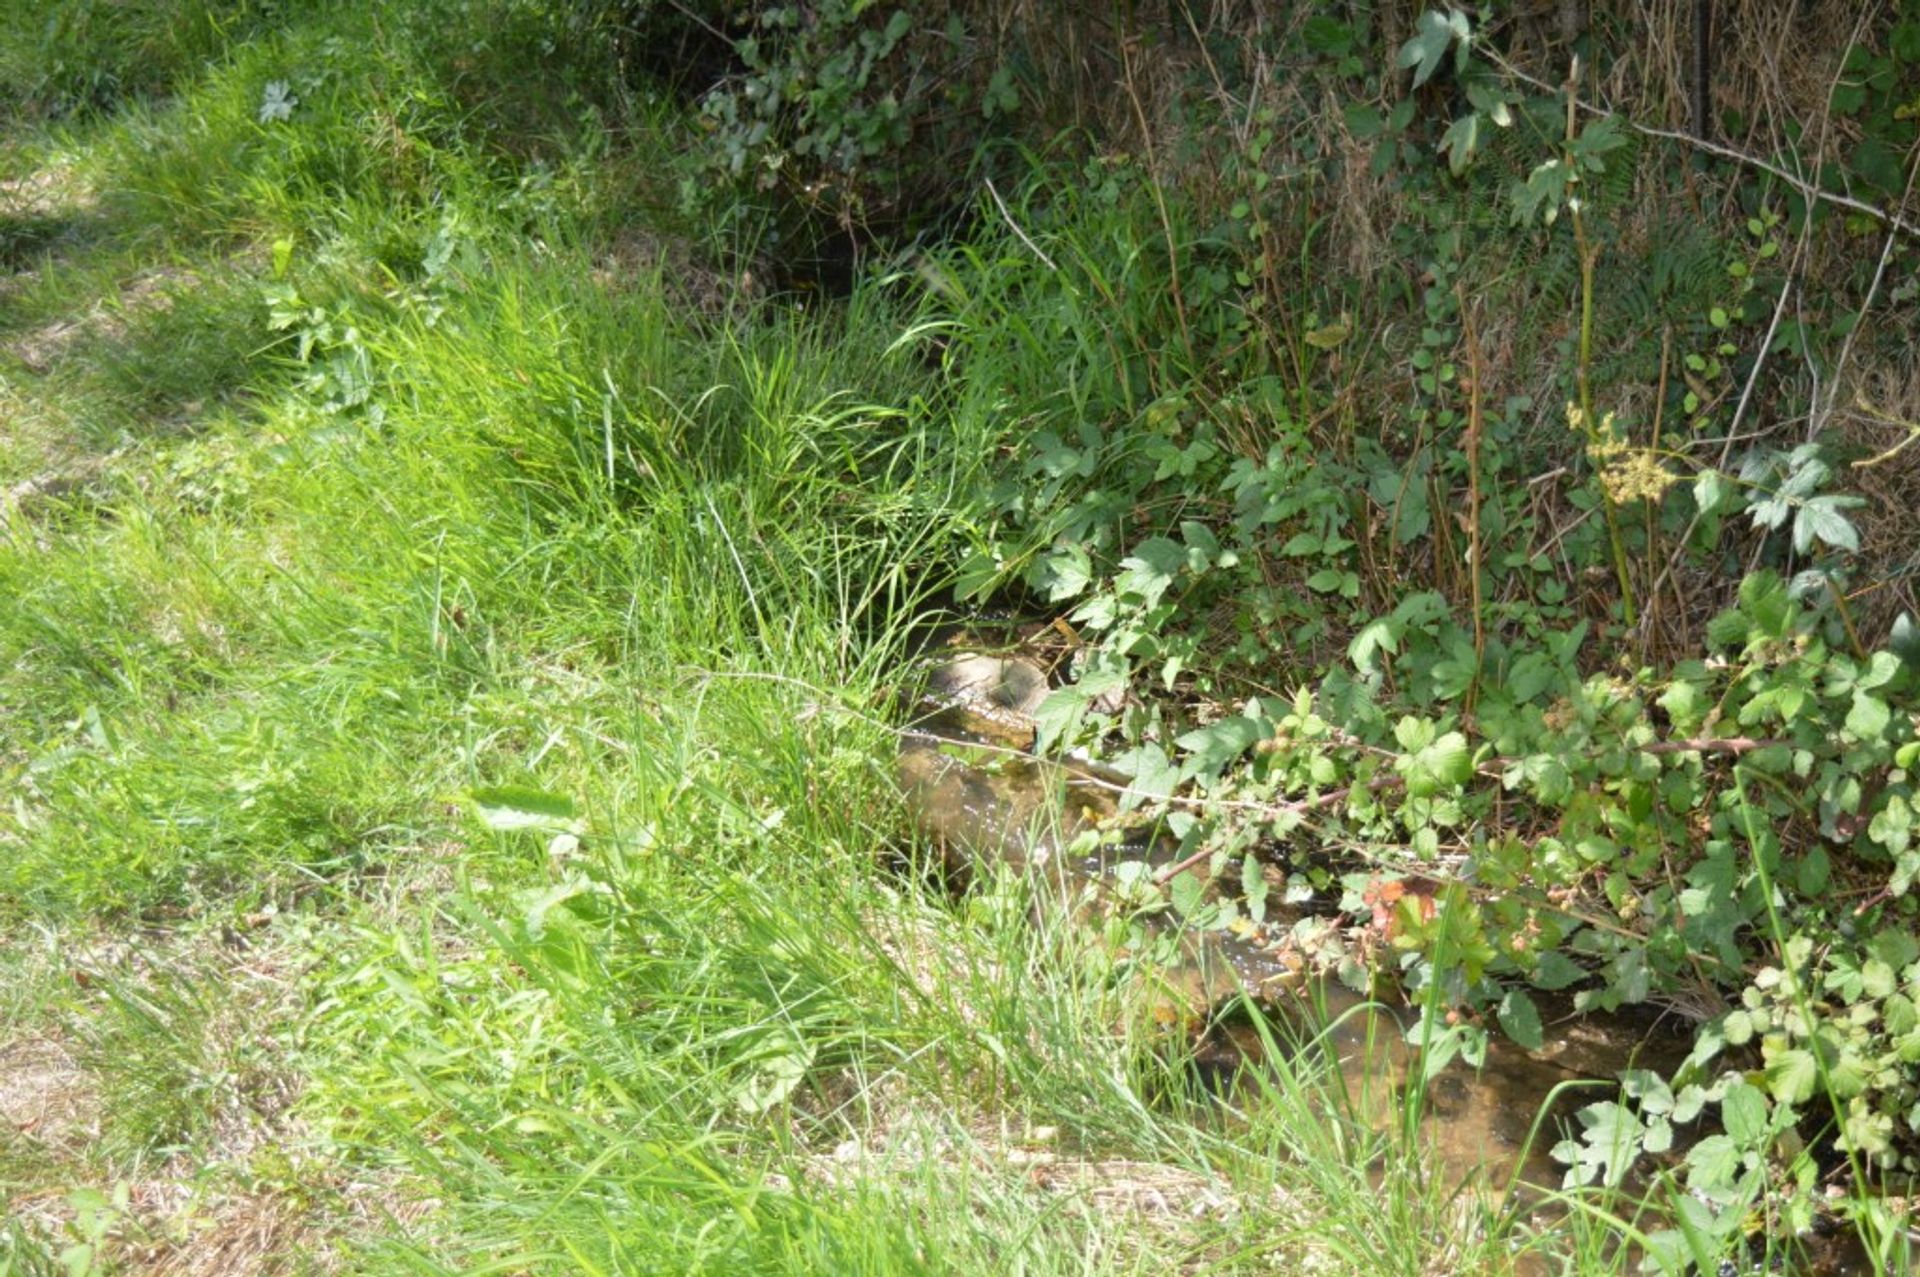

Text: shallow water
xmin=899 ymin=699 xmax=1685 ymax=1191
xmin=896 ymin=652 xmax=1897 ymax=1272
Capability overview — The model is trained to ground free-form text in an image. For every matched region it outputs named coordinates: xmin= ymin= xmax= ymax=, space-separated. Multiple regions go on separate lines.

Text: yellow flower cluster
xmin=1567 ymin=402 xmax=1679 ymax=504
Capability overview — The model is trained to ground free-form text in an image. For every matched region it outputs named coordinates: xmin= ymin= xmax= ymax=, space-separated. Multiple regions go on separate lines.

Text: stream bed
xmin=896 ymin=640 xmax=1884 ymax=1274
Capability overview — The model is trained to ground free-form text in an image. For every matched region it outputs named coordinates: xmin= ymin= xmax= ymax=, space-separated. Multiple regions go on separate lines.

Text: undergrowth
xmin=0 ymin=2 xmax=1914 ymax=1275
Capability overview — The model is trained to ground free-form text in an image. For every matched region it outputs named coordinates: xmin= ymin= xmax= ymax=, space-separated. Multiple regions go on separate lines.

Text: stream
xmin=897 ymin=640 xmax=1884 ymax=1275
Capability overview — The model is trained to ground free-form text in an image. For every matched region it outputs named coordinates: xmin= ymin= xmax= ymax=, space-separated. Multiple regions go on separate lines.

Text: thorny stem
xmin=1565 ymin=65 xmax=1639 ymax=627
xmin=1825 ymin=573 xmax=1869 ymax=664
xmin=1457 ymin=281 xmax=1487 ymax=717
xmin=1122 ymin=33 xmax=1196 ymax=371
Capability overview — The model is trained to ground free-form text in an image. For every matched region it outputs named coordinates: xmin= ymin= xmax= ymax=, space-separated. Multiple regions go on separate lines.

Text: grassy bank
xmin=0 ymin=7 xmax=1396 ymax=1273
xmin=3 ymin=3 xmax=1913 ymax=1274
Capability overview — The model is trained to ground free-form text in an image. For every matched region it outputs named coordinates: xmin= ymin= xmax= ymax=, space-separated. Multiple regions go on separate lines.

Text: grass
xmin=1 ymin=4 xmax=1890 ymax=1275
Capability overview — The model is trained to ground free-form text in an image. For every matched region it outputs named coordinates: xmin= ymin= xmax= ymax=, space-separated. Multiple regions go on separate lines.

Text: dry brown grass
xmin=0 ymin=917 xmax=443 ymax=1277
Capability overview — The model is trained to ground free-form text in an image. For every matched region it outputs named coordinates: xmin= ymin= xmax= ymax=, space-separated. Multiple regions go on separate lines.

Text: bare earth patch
xmin=0 ymin=1035 xmax=100 ymax=1160
xmin=5 ymin=264 xmax=196 ymax=375
xmin=0 ymin=920 xmax=439 ymax=1275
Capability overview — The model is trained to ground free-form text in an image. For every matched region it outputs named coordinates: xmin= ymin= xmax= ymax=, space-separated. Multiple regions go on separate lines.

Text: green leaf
xmin=470 ymin=786 xmax=580 ymax=833
xmin=1530 ymin=950 xmax=1586 ymax=991
xmin=1498 ymin=989 xmax=1544 ymax=1049
xmin=1764 ymin=1048 xmax=1819 ymax=1105
xmin=1798 ymin=496 xmax=1861 ymax=553
xmin=1738 ymin=570 xmax=1792 ymax=638
xmin=1180 ymin=520 xmax=1222 ymax=565
xmin=1658 ymin=678 xmax=1705 ymax=730
xmin=1169 ymin=869 xmax=1206 ymax=918
xmin=1394 ymin=715 xmax=1437 ymax=751
xmin=735 ymin=1037 xmax=816 ymax=1114
xmin=1892 ymin=612 xmax=1920 ymax=669
xmin=1032 ymin=665 xmax=1127 ymax=754
xmin=1175 ymin=715 xmax=1269 ymax=781
xmin=1554 ymin=1100 xmax=1646 ymax=1188
xmin=1684 ymin=1135 xmax=1744 ymax=1193
xmin=1281 ymin=531 xmax=1322 ymax=555
xmin=1114 ymin=742 xmax=1178 ymax=802
xmin=1242 ymin=852 xmax=1270 ymax=924
xmin=1869 ymin=795 xmax=1913 ymax=858
xmin=1847 ymin=691 xmax=1891 ymax=740
xmin=1398 ymin=728 xmax=1472 ymax=797
xmin=1116 ymin=537 xmax=1185 ymax=608
xmin=1396 ymin=9 xmax=1456 ymax=89
xmin=1857 ymin=650 xmax=1903 ymax=690
xmin=1033 ymin=545 xmax=1092 ymax=602
xmin=1348 ymin=617 xmax=1400 ymax=670
xmin=1720 ymin=1081 xmax=1769 ymax=1143
xmin=1507 ymin=651 xmax=1556 ymax=703
xmin=1693 ymin=469 xmax=1730 ymax=515
xmin=1440 ymin=113 xmax=1481 ymax=174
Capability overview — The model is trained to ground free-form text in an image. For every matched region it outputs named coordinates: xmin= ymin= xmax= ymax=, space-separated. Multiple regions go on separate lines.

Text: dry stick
xmin=1819 ymin=134 xmax=1920 ymax=441
xmin=1563 ymin=59 xmax=1639 ymax=626
xmin=1851 ymin=399 xmax=1920 ymax=469
xmin=983 ymin=177 xmax=1060 ymax=273
xmin=1639 ymin=240 xmax=1805 ymax=640
xmin=1483 ymin=50 xmax=1920 ymax=242
xmin=1119 ymin=32 xmax=1196 ymax=368
xmin=1647 ymin=328 xmax=1676 ymax=659
xmin=1456 ymin=281 xmax=1487 ymax=717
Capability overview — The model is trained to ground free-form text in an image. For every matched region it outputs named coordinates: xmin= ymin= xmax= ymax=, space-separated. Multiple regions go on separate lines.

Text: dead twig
xmin=1484 ymin=50 xmax=1920 ymax=241
xmin=983 ymin=177 xmax=1060 ymax=274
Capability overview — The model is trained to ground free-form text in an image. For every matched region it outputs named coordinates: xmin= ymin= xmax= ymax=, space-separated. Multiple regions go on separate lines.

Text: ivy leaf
xmin=1498 ymin=989 xmax=1544 ymax=1049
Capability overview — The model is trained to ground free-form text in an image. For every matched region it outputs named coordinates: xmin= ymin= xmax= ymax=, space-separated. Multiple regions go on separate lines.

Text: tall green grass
xmin=0 ymin=4 xmax=1853 ymax=1274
